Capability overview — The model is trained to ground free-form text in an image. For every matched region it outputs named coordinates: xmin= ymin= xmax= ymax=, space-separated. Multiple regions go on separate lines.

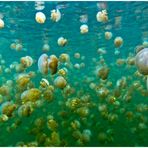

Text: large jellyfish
xmin=135 ymin=48 xmax=148 ymax=90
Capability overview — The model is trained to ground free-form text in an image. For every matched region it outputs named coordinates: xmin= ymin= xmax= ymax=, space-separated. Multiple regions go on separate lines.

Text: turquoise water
xmin=0 ymin=1 xmax=148 ymax=146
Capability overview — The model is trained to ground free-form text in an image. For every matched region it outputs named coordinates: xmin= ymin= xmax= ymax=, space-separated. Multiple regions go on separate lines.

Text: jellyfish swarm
xmin=135 ymin=48 xmax=148 ymax=90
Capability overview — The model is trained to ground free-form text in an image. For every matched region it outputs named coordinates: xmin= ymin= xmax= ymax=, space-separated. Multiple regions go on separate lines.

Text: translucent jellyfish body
xmin=0 ymin=19 xmax=4 ymax=29
xmin=21 ymin=88 xmax=41 ymax=103
xmin=20 ymin=56 xmax=33 ymax=68
xmin=135 ymin=48 xmax=148 ymax=75
xmin=114 ymin=37 xmax=123 ymax=48
xmin=48 ymin=55 xmax=58 ymax=74
xmin=1 ymin=102 xmax=16 ymax=117
xmin=105 ymin=31 xmax=112 ymax=40
xmin=54 ymin=76 xmax=67 ymax=89
xmin=96 ymin=10 xmax=108 ymax=23
xmin=38 ymin=54 xmax=58 ymax=75
xmin=80 ymin=24 xmax=88 ymax=34
xmin=57 ymin=37 xmax=67 ymax=47
xmin=35 ymin=12 xmax=46 ymax=24
xmin=50 ymin=9 xmax=61 ymax=22
xmin=38 ymin=54 xmax=48 ymax=74
xmin=135 ymin=48 xmax=148 ymax=90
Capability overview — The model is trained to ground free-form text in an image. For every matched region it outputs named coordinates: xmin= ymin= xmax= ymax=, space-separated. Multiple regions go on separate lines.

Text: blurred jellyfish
xmin=35 ymin=12 xmax=46 ymax=24
xmin=80 ymin=24 xmax=88 ymax=34
xmin=79 ymin=15 xmax=88 ymax=23
xmin=35 ymin=1 xmax=45 ymax=11
xmin=50 ymin=9 xmax=61 ymax=22
xmin=135 ymin=48 xmax=148 ymax=89
xmin=0 ymin=18 xmax=4 ymax=29
xmin=38 ymin=53 xmax=48 ymax=75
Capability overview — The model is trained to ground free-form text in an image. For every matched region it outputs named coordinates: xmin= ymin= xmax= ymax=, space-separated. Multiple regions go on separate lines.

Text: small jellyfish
xmin=135 ymin=48 xmax=148 ymax=89
xmin=114 ymin=37 xmax=123 ymax=48
xmin=80 ymin=24 xmax=88 ymax=34
xmin=105 ymin=31 xmax=112 ymax=40
xmin=42 ymin=43 xmax=50 ymax=52
xmin=0 ymin=18 xmax=4 ymax=29
xmin=96 ymin=10 xmax=108 ymax=23
xmin=57 ymin=37 xmax=67 ymax=47
xmin=20 ymin=56 xmax=33 ymax=68
xmin=38 ymin=53 xmax=48 ymax=75
xmin=50 ymin=9 xmax=61 ymax=22
xmin=35 ymin=12 xmax=46 ymax=24
xmin=54 ymin=76 xmax=67 ymax=89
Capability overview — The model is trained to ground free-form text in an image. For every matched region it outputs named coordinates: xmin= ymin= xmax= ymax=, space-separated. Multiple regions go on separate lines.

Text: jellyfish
xmin=35 ymin=12 xmax=46 ymax=24
xmin=38 ymin=53 xmax=48 ymax=75
xmin=135 ymin=48 xmax=148 ymax=90
xmin=0 ymin=19 xmax=4 ymax=29
xmin=80 ymin=24 xmax=88 ymax=34
xmin=50 ymin=9 xmax=61 ymax=22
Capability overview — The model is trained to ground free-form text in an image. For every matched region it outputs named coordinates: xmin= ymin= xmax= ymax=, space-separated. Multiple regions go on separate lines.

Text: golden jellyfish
xmin=38 ymin=53 xmax=48 ymax=75
xmin=40 ymin=78 xmax=49 ymax=88
xmin=50 ymin=9 xmax=61 ymax=22
xmin=58 ymin=68 xmax=68 ymax=77
xmin=57 ymin=37 xmax=67 ymax=47
xmin=96 ymin=10 xmax=108 ymax=23
xmin=54 ymin=76 xmax=67 ymax=89
xmin=135 ymin=48 xmax=148 ymax=89
xmin=76 ymin=107 xmax=89 ymax=117
xmin=97 ymin=66 xmax=110 ymax=80
xmin=48 ymin=55 xmax=58 ymax=75
xmin=1 ymin=102 xmax=16 ymax=117
xmin=59 ymin=53 xmax=70 ymax=63
xmin=21 ymin=88 xmax=41 ymax=103
xmin=114 ymin=37 xmax=123 ymax=48
xmin=47 ymin=118 xmax=58 ymax=131
xmin=0 ymin=18 xmax=4 ymax=29
xmin=16 ymin=73 xmax=30 ymax=88
xmin=20 ymin=56 xmax=33 ymax=68
xmin=80 ymin=24 xmax=88 ymax=34
xmin=105 ymin=31 xmax=112 ymax=40
xmin=35 ymin=12 xmax=46 ymax=24
xmin=18 ymin=102 xmax=34 ymax=117
xmin=43 ymin=88 xmax=54 ymax=102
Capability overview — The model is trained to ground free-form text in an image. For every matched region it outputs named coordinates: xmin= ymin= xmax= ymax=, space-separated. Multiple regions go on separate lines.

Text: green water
xmin=0 ymin=1 xmax=147 ymax=147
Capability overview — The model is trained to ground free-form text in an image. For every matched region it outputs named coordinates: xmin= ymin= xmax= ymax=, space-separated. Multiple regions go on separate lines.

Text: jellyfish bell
xmin=54 ymin=76 xmax=67 ymax=89
xmin=135 ymin=48 xmax=148 ymax=90
xmin=114 ymin=37 xmax=123 ymax=48
xmin=105 ymin=31 xmax=112 ymax=40
xmin=57 ymin=37 xmax=67 ymax=47
xmin=50 ymin=9 xmax=61 ymax=22
xmin=20 ymin=56 xmax=33 ymax=68
xmin=80 ymin=24 xmax=88 ymax=34
xmin=48 ymin=55 xmax=58 ymax=75
xmin=96 ymin=10 xmax=108 ymax=23
xmin=38 ymin=53 xmax=48 ymax=75
xmin=0 ymin=18 xmax=4 ymax=29
xmin=35 ymin=12 xmax=46 ymax=24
